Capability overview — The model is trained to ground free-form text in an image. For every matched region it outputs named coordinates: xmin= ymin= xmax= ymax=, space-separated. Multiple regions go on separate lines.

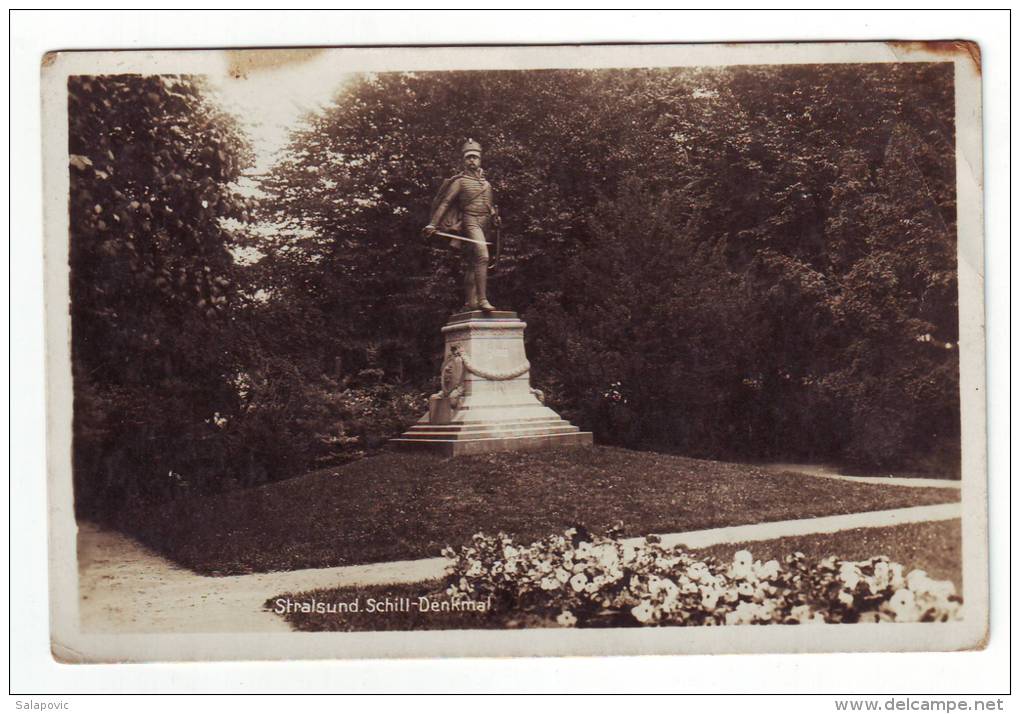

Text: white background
xmin=7 ymin=8 xmax=1012 ymax=704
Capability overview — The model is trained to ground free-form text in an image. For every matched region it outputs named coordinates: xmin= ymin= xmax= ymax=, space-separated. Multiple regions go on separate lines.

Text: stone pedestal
xmin=388 ymin=310 xmax=593 ymax=456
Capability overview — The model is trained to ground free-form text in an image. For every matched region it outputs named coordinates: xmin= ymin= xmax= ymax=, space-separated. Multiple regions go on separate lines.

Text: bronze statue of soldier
xmin=423 ymin=139 xmax=501 ymax=312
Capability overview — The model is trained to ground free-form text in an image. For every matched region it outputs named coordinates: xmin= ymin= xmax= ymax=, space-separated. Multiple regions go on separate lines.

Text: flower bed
xmin=442 ymin=526 xmax=962 ymax=626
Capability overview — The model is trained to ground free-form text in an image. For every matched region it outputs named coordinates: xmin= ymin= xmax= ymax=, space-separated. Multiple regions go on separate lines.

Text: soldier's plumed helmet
xmin=462 ymin=139 xmax=482 ymax=158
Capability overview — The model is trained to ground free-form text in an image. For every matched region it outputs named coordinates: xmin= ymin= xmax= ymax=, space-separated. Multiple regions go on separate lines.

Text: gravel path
xmin=642 ymin=502 xmax=961 ymax=549
xmin=77 ymin=522 xmax=443 ymax=634
xmin=755 ymin=462 xmax=961 ymax=489
xmin=78 ymin=501 xmax=961 ymax=633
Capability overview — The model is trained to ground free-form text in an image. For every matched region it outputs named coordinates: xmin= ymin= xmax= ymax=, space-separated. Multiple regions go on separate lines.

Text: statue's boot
xmin=474 ymin=260 xmax=495 ymax=311
xmin=462 ymin=266 xmax=478 ymax=312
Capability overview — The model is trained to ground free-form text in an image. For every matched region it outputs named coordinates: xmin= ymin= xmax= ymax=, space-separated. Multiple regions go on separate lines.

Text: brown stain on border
xmin=888 ymin=40 xmax=981 ymax=74
xmin=225 ymin=48 xmax=327 ymax=80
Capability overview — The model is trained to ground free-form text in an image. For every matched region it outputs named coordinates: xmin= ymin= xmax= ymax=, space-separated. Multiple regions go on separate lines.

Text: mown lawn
xmin=114 ymin=446 xmax=960 ymax=575
xmin=271 ymin=519 xmax=962 ymax=632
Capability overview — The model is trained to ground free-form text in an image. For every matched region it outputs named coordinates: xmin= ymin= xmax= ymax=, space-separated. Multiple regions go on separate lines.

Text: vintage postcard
xmin=42 ymin=42 xmax=986 ymax=662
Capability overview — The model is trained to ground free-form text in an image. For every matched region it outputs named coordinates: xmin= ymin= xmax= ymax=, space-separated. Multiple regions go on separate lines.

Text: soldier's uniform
xmin=427 ymin=140 xmax=498 ymax=311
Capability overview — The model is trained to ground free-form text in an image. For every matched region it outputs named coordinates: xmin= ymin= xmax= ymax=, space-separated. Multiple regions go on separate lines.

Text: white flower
xmin=655 ymin=555 xmax=680 ymax=570
xmin=442 ymin=529 xmax=964 ymax=629
xmin=906 ymin=569 xmax=932 ymax=592
xmin=593 ymin=543 xmax=621 ymax=569
xmin=556 ymin=610 xmax=578 ymax=627
xmin=725 ymin=601 xmax=761 ymax=625
xmin=570 ymin=573 xmax=588 ymax=592
xmin=677 ymin=576 xmax=699 ymax=595
xmin=631 ymin=601 xmax=656 ymax=623
xmin=604 ymin=565 xmax=624 ymax=582
xmin=687 ymin=562 xmax=710 ymax=582
xmin=910 ymin=575 xmax=958 ymax=621
xmin=465 ymin=560 xmax=483 ymax=577
xmin=886 ymin=588 xmax=919 ymax=622
xmin=788 ymin=604 xmax=813 ymax=623
xmin=889 ymin=562 xmax=905 ymax=589
xmin=658 ymin=578 xmax=680 ymax=598
xmin=787 ymin=604 xmax=827 ymax=625
xmin=872 ymin=561 xmax=891 ymax=590
xmin=839 ymin=562 xmax=861 ymax=590
xmin=729 ymin=563 xmax=752 ymax=581
xmin=754 ymin=559 xmax=781 ymax=580
xmin=704 ymin=573 xmax=726 ymax=589
xmin=701 ymin=590 xmax=720 ymax=610
xmin=729 ymin=550 xmax=754 ymax=580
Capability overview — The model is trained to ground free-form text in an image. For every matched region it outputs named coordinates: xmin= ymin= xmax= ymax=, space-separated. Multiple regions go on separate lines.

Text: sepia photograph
xmin=41 ymin=41 xmax=986 ymax=662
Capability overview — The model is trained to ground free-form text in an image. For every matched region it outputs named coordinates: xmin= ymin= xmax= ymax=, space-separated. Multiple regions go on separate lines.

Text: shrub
xmin=223 ymin=366 xmax=428 ymax=475
xmin=442 ymin=528 xmax=962 ymax=627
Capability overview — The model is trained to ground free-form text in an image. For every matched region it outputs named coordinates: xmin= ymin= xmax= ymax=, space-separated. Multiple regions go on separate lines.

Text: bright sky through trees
xmin=207 ymin=51 xmax=351 ymax=175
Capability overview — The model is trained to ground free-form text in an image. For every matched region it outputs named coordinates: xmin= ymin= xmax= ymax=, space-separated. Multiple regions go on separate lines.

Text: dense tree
xmin=69 ymin=75 xmax=256 ymax=515
xmin=256 ymin=64 xmax=958 ymax=473
xmin=72 ymin=62 xmax=962 ymax=518
xmin=256 ymin=71 xmax=645 ymax=374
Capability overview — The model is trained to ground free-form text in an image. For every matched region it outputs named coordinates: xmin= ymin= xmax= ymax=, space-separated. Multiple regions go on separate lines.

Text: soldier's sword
xmin=434 ymin=230 xmax=491 ymax=246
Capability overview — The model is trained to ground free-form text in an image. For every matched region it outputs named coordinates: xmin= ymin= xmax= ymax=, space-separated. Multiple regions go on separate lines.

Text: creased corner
xmin=885 ymin=40 xmax=981 ymax=75
xmin=51 ymin=637 xmax=90 ymax=665
xmin=40 ymin=51 xmax=59 ymax=72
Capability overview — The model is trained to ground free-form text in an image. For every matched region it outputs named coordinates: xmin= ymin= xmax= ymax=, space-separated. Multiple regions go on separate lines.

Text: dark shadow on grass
xmin=113 ymin=446 xmax=962 ymax=576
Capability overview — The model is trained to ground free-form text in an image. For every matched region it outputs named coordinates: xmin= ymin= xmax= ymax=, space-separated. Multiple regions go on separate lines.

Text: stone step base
xmin=400 ymin=420 xmax=578 ymax=441
xmin=438 ymin=415 xmax=564 ymax=426
xmin=387 ymin=429 xmax=594 ymax=456
xmin=388 ymin=310 xmax=594 ymax=456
